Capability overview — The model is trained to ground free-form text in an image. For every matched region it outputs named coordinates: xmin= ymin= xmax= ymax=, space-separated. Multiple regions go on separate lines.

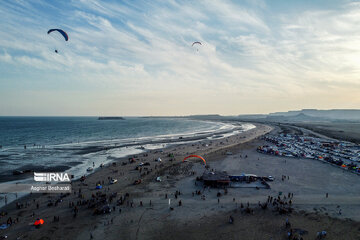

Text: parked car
xmin=263 ymin=176 xmax=274 ymax=181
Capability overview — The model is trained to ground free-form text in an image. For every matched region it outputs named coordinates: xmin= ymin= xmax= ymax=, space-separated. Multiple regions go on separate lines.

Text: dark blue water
xmin=0 ymin=117 xmax=235 ymax=181
xmin=0 ymin=117 xmax=223 ymax=148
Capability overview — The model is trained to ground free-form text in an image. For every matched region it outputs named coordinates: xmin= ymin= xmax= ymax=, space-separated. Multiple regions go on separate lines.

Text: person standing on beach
xmin=229 ymin=215 xmax=234 ymax=224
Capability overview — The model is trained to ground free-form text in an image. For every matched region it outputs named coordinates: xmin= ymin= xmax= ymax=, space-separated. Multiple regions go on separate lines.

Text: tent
xmin=34 ymin=219 xmax=44 ymax=226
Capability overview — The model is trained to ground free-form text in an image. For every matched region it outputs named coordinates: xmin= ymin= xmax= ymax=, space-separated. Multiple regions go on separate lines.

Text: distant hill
xmin=188 ymin=114 xmax=223 ymax=120
xmin=235 ymin=114 xmax=268 ymax=119
xmin=265 ymin=113 xmax=326 ymax=122
xmin=268 ymin=109 xmax=360 ymax=121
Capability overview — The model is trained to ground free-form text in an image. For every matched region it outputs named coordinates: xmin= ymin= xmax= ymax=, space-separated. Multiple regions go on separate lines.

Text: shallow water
xmin=0 ymin=117 xmax=253 ymax=182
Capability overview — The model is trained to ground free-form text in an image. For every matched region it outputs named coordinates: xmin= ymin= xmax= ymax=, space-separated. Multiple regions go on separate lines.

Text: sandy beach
xmin=3 ymin=0 xmax=360 ymax=239
xmin=1 ymin=122 xmax=360 ymax=240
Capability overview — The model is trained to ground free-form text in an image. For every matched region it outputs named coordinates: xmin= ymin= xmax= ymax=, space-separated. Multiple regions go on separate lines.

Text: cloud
xmin=1 ymin=0 xmax=360 ymax=115
xmin=0 ymin=52 xmax=13 ymax=63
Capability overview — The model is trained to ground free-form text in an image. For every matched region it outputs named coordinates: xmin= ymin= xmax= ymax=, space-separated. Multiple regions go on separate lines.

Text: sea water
xmin=0 ymin=117 xmax=254 ymax=181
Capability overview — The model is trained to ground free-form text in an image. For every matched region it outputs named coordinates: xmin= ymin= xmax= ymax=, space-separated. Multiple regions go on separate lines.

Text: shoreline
xmin=1 ymin=122 xmax=360 ymax=240
xmin=0 ymin=120 xmax=250 ymax=184
xmin=0 ymin=122 xmax=264 ymax=208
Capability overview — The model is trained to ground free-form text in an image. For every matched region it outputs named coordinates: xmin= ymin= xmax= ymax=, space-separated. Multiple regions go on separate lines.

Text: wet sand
xmin=1 ymin=123 xmax=360 ymax=240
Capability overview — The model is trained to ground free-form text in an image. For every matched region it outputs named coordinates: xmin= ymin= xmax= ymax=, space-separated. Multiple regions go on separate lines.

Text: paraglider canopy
xmin=192 ymin=41 xmax=202 ymax=52
xmin=34 ymin=218 xmax=44 ymax=226
xmin=183 ymin=155 xmax=206 ymax=165
xmin=47 ymin=29 xmax=68 ymax=41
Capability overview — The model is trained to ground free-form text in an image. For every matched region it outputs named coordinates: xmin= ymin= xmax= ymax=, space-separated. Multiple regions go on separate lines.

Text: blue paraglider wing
xmin=47 ymin=29 xmax=68 ymax=41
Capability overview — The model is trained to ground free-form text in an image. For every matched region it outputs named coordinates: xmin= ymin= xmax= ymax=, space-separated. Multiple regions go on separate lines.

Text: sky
xmin=1 ymin=0 xmax=360 ymax=116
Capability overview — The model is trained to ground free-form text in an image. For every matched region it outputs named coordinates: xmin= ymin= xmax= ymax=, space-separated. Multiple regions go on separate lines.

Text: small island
xmin=98 ymin=117 xmax=125 ymax=120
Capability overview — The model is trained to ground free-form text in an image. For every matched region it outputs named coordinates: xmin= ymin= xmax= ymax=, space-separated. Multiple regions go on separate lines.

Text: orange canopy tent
xmin=34 ymin=219 xmax=44 ymax=226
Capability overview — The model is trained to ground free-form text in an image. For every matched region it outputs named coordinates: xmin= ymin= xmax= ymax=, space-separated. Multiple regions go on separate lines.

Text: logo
xmin=34 ymin=172 xmax=71 ymax=182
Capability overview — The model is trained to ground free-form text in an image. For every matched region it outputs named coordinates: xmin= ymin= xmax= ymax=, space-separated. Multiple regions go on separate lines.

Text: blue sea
xmin=0 ymin=117 xmax=252 ymax=182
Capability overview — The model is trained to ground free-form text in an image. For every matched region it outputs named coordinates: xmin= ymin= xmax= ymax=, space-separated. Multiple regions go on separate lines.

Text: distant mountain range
xmin=117 ymin=110 xmax=360 ymax=123
xmin=238 ymin=109 xmax=360 ymax=122
xmin=268 ymin=109 xmax=360 ymax=120
xmin=265 ymin=113 xmax=327 ymax=122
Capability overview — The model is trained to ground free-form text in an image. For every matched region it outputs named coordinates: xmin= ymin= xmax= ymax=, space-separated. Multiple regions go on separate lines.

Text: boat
xmin=87 ymin=167 xmax=94 ymax=172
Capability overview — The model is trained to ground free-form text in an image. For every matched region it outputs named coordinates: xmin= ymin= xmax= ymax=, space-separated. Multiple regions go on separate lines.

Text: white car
xmin=267 ymin=176 xmax=274 ymax=181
